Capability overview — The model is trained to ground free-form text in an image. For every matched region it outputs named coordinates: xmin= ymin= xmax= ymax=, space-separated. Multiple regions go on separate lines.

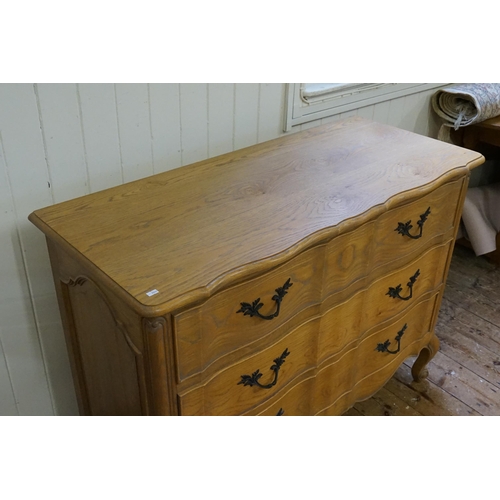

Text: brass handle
xmin=387 ymin=269 xmax=420 ymax=301
xmin=376 ymin=324 xmax=407 ymax=354
xmin=238 ymin=348 xmax=290 ymax=389
xmin=395 ymin=207 xmax=431 ymax=240
xmin=236 ymin=278 xmax=293 ymax=320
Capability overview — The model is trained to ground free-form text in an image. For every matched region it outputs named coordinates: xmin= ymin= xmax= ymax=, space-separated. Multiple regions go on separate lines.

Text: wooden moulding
xmin=29 ymin=118 xmax=485 ymax=320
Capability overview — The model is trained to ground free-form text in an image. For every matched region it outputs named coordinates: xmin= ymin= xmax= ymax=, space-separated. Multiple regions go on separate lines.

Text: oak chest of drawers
xmin=29 ymin=117 xmax=484 ymax=416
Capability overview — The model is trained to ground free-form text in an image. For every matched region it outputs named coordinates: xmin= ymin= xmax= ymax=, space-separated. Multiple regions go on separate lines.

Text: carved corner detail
xmin=143 ymin=317 xmax=168 ymax=335
xmin=64 ymin=276 xmax=88 ymax=287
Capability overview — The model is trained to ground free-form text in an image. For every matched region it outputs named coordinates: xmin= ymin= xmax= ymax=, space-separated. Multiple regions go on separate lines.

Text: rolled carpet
xmin=432 ymin=83 xmax=500 ymax=131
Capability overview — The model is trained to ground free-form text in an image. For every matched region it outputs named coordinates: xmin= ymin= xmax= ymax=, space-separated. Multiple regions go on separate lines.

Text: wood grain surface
xmin=347 ymin=245 xmax=500 ymax=416
xmin=29 ymin=117 xmax=483 ymax=315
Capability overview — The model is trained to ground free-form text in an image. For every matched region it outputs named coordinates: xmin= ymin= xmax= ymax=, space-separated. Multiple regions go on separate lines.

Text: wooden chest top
xmin=28 ymin=117 xmax=483 ymax=313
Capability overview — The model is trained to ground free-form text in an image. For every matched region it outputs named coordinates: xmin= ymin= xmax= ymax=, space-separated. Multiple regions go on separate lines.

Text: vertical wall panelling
xmin=257 ymin=83 xmax=285 ymax=143
xmin=381 ymin=90 xmax=435 ymax=136
xmin=0 ymin=83 xmax=447 ymax=415
xmin=338 ymin=110 xmax=360 ymax=121
xmin=0 ymin=135 xmax=20 ymax=415
xmin=401 ymin=89 xmax=436 ymax=137
xmin=0 ymin=337 xmax=17 ymax=415
xmin=234 ymin=84 xmax=260 ymax=150
xmin=36 ymin=83 xmax=89 ymax=203
xmin=29 ymin=83 xmax=82 ymax=415
xmin=179 ymin=83 xmax=209 ymax=166
xmin=208 ymin=83 xmax=235 ymax=158
xmin=355 ymin=105 xmax=376 ymax=121
xmin=372 ymin=99 xmax=392 ymax=126
xmin=386 ymin=94 xmax=406 ymax=131
xmin=78 ymin=83 xmax=123 ymax=192
xmin=115 ymin=83 xmax=154 ymax=183
xmin=0 ymin=84 xmax=55 ymax=415
xmin=149 ymin=83 xmax=182 ymax=174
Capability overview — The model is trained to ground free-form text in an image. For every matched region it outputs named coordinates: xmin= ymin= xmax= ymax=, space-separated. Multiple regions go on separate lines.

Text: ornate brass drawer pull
xmin=238 ymin=348 xmax=290 ymax=389
xmin=236 ymin=278 xmax=293 ymax=320
xmin=387 ymin=269 xmax=420 ymax=301
xmin=395 ymin=207 xmax=431 ymax=240
xmin=376 ymin=324 xmax=407 ymax=354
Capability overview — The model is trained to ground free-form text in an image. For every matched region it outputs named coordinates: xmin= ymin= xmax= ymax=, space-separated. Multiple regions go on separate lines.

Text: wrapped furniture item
xmin=433 ymin=84 xmax=500 ymax=258
xmin=460 ymin=182 xmax=500 ymax=256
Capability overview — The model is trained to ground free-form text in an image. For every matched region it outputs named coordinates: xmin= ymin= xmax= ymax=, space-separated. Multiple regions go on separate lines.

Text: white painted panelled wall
xmin=0 ymin=83 xmax=444 ymax=415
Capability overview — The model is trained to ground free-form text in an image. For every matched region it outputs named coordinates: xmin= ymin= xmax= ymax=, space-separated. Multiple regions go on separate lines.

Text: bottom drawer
xmin=248 ymin=292 xmax=440 ymax=416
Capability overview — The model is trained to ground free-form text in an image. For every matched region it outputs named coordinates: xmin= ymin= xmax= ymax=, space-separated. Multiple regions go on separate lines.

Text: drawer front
xmin=177 ymin=316 xmax=321 ymax=416
xmin=315 ymin=239 xmax=452 ymax=367
xmin=174 ymin=244 xmax=325 ymax=382
xmin=249 ymin=292 xmax=440 ymax=416
xmin=320 ymin=179 xmax=463 ymax=301
xmin=371 ymin=177 xmax=464 ymax=269
xmin=360 ymin=239 xmax=451 ymax=330
xmin=178 ymin=288 xmax=441 ymax=416
xmin=316 ymin=239 xmax=451 ymax=366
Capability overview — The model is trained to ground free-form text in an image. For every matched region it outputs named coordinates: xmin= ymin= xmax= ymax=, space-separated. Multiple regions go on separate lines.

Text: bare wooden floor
xmin=344 ymin=244 xmax=500 ymax=416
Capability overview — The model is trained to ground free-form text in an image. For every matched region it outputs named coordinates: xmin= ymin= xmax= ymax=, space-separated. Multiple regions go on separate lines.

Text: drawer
xmin=178 ymin=287 xmax=441 ymax=416
xmin=249 ymin=292 xmax=440 ymax=416
xmin=316 ymin=239 xmax=452 ymax=366
xmin=359 ymin=239 xmax=451 ymax=331
xmin=318 ymin=180 xmax=463 ymax=300
xmin=178 ymin=315 xmax=322 ymax=416
xmin=173 ymin=244 xmax=325 ymax=382
xmin=371 ymin=177 xmax=464 ymax=269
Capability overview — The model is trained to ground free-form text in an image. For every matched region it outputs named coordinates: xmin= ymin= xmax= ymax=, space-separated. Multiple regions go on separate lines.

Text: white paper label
xmin=146 ymin=289 xmax=159 ymax=297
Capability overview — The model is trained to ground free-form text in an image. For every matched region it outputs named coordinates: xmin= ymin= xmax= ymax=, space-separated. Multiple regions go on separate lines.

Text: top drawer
xmin=370 ymin=177 xmax=465 ymax=269
xmin=319 ymin=178 xmax=465 ymax=299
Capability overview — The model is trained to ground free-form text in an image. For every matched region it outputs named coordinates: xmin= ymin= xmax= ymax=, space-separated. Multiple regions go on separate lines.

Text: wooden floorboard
xmin=345 ymin=244 xmax=500 ymax=416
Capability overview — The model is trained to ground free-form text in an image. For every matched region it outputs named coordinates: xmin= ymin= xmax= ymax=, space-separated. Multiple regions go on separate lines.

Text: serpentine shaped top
xmin=29 ymin=117 xmax=484 ymax=314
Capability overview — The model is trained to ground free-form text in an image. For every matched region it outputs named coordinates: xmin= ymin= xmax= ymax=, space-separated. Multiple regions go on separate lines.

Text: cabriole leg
xmin=411 ymin=333 xmax=440 ymax=382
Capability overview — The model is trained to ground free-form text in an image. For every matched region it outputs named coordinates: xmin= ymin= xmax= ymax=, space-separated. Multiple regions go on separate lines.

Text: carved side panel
xmin=61 ymin=276 xmax=148 ymax=415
